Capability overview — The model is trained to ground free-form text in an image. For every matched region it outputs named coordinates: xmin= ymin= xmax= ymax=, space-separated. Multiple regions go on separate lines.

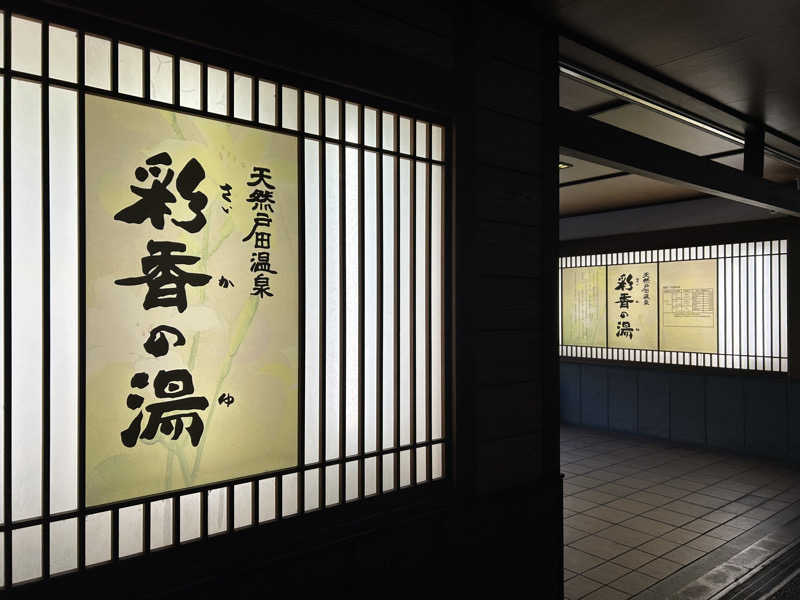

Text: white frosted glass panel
xmin=207 ymin=66 xmax=228 ymax=115
xmin=382 ymin=112 xmax=395 ymax=151
xmin=733 ymin=258 xmax=740 ymax=356
xmin=233 ymin=483 xmax=252 ymax=529
xmin=259 ymin=478 xmax=276 ymax=522
xmin=431 ymin=125 xmax=443 ymax=161
xmin=773 ymin=254 xmax=780 ymax=357
xmin=364 ymin=107 xmax=377 ymax=147
xmin=49 ymin=26 xmax=77 ymax=82
xmin=431 ymin=166 xmax=443 ymax=440
xmin=233 ymin=74 xmax=252 ymax=120
xmin=12 ymin=526 xmax=41 ymax=583
xmin=400 ymin=449 xmax=411 ymax=487
xmin=415 ymin=121 xmax=428 ymax=157
xmin=399 ymin=159 xmax=411 ymax=446
xmin=178 ymin=59 xmax=201 ymax=109
xmin=282 ymin=86 xmax=298 ymax=130
xmin=399 ymin=117 xmax=411 ymax=154
xmin=179 ymin=494 xmax=200 ymax=542
xmin=119 ymin=505 xmax=143 ymax=557
xmin=117 ymin=43 xmax=143 ymax=97
xmin=149 ymin=51 xmax=173 ymax=103
xmin=49 ymin=87 xmax=79 ymax=514
xmin=748 ymin=256 xmax=755 ymax=357
xmin=149 ymin=499 xmax=172 ymax=549
xmin=415 ymin=162 xmax=427 ymax=442
xmin=12 ymin=79 xmax=42 ymax=522
xmin=325 ymin=97 xmax=340 ymax=138
xmin=282 ymin=473 xmax=298 ymax=517
xmin=0 ymin=78 xmax=3 ymax=522
xmin=258 ymin=80 xmax=276 ymax=126
xmin=382 ymin=454 xmax=394 ymax=492
xmin=756 ymin=256 xmax=763 ymax=357
xmin=364 ymin=152 xmax=378 ymax=453
xmin=718 ymin=258 xmax=725 ymax=356
xmin=11 ymin=16 xmax=40 ymax=75
xmin=382 ymin=155 xmax=395 ymax=449
xmin=208 ymin=488 xmax=227 ymax=535
xmin=345 ymin=102 xmax=359 ymax=143
xmin=781 ymin=254 xmax=788 ymax=356
xmin=416 ymin=447 xmax=427 ymax=482
xmin=84 ymin=36 xmax=111 ymax=89
xmin=345 ymin=461 xmax=358 ymax=501
xmin=50 ymin=518 xmax=77 ymax=574
xmin=304 ymin=468 xmax=319 ymax=511
xmin=345 ymin=147 xmax=359 ymax=456
xmin=85 ymin=512 xmax=111 ymax=566
xmin=764 ymin=254 xmax=771 ymax=359
xmin=325 ymin=144 xmax=340 ymax=459
xmin=365 ymin=456 xmax=377 ymax=496
xmin=432 ymin=443 xmax=443 ymax=479
xmin=304 ymin=92 xmax=320 ymax=135
xmin=304 ymin=140 xmax=320 ymax=464
xmin=325 ymin=465 xmax=339 ymax=506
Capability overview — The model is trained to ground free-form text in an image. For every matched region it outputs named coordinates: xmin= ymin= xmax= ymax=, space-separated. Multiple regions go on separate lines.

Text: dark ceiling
xmin=552 ymin=0 xmax=800 ymax=217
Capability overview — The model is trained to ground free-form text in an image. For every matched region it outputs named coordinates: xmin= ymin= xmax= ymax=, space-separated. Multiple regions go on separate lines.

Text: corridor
xmin=562 ymin=426 xmax=800 ymax=599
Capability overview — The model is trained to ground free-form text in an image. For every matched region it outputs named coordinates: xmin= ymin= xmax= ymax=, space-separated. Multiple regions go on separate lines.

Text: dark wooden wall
xmin=19 ymin=1 xmax=561 ymax=596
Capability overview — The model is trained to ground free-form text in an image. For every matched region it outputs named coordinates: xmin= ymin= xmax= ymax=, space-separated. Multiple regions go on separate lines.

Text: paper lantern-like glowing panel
xmin=659 ymin=259 xmax=717 ymax=353
xmin=562 ymin=266 xmax=606 ymax=348
xmin=607 ymin=263 xmax=658 ymax=351
xmin=85 ymin=95 xmax=298 ymax=506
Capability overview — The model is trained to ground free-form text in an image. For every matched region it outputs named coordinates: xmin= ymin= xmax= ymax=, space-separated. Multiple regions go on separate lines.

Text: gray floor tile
xmin=662 ymin=545 xmax=706 ymax=566
xmin=661 ymin=527 xmax=702 ymax=544
xmin=683 ymin=518 xmax=718 ymax=534
xmin=571 ymin=535 xmax=631 ymax=560
xmin=706 ymin=524 xmax=746 ymax=541
xmin=607 ymin=498 xmax=653 ymax=515
xmin=595 ymin=525 xmax=654 ymax=547
xmin=566 ymin=514 xmax=613 ymax=534
xmin=686 ymin=534 xmax=727 ymax=553
xmin=637 ymin=556 xmax=682 ymax=579
xmin=565 ymin=575 xmax=603 ymax=599
xmin=637 ymin=537 xmax=679 ymax=557
xmin=610 ymin=571 xmax=658 ymax=595
xmin=582 ymin=586 xmax=630 ymax=600
xmin=622 ymin=515 xmax=674 ymax=537
xmin=564 ymin=546 xmax=605 ymax=573
xmin=584 ymin=506 xmax=635 ymax=525
xmin=612 ymin=549 xmax=657 ymax=570
xmin=584 ymin=561 xmax=630 ymax=585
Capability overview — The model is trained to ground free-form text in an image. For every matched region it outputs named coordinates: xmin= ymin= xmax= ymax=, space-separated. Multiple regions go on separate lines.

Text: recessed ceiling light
xmin=558 ymin=161 xmax=573 ymax=169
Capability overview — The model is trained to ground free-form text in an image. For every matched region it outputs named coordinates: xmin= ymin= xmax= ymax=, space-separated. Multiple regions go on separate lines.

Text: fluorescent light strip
xmin=561 ymin=62 xmax=800 ymax=170
xmin=559 ymin=64 xmax=745 ymax=145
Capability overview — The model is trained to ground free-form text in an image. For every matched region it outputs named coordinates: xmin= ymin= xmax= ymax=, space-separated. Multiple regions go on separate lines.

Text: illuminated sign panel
xmin=607 ymin=263 xmax=658 ymax=350
xmin=659 ymin=259 xmax=717 ymax=353
xmin=85 ymin=95 xmax=298 ymax=506
xmin=562 ymin=266 xmax=606 ymax=347
xmin=559 ymin=242 xmax=787 ymax=372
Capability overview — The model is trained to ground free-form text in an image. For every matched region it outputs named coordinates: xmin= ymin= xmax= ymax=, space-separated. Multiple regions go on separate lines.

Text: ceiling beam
xmin=558 ymin=107 xmax=800 ymax=217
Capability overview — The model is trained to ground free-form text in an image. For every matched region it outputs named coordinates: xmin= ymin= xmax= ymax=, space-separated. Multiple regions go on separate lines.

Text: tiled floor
xmin=561 ymin=426 xmax=800 ymax=600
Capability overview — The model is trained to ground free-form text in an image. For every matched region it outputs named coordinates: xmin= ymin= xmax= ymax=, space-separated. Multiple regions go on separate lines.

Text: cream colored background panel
xmin=660 ymin=259 xmax=718 ymax=353
xmin=607 ymin=263 xmax=658 ymax=350
xmin=562 ymin=266 xmax=606 ymax=347
xmin=84 ymin=95 xmax=298 ymax=506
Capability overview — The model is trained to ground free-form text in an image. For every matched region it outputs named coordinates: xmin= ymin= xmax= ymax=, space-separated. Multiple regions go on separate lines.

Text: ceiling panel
xmin=558 ymin=155 xmax=619 ymax=184
xmin=592 ymin=104 xmax=741 ymax=156
xmin=559 ymin=75 xmax=620 ymax=112
xmin=560 ymin=173 xmax=699 ymax=216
